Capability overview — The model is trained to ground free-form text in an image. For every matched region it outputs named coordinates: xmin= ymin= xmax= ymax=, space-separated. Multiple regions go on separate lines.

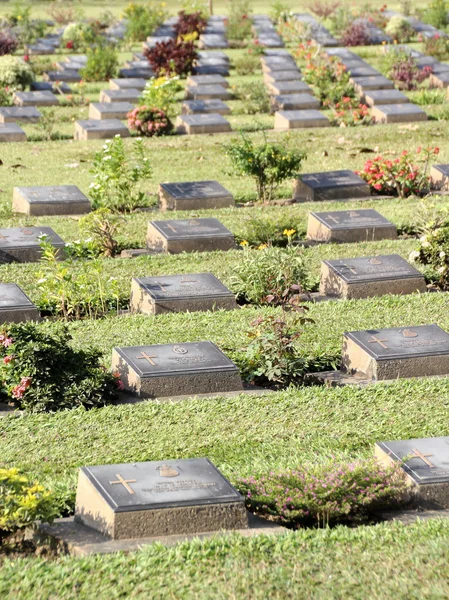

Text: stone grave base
xmin=0 ymin=306 xmax=40 ymax=323
xmin=430 ymin=165 xmax=449 ymax=191
xmin=146 ymin=233 xmax=235 ymax=254
xmin=0 ymin=125 xmax=26 ymax=143
xmin=88 ymin=103 xmax=133 ymax=120
xmin=274 ymin=110 xmax=329 ymax=129
xmin=74 ymin=120 xmax=130 ymax=140
xmin=176 ymin=115 xmax=231 ymax=135
xmin=13 ymin=190 xmax=91 ymax=217
xmin=38 ymin=513 xmax=285 ymax=557
xmin=306 ymin=371 xmax=449 ymax=387
xmin=306 ymin=216 xmax=397 ymax=243
xmin=371 ymin=104 xmax=427 ymax=124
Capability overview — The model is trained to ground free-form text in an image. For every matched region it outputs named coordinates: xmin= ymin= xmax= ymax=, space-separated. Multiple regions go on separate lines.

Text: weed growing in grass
xmin=413 ymin=88 xmax=446 ymax=105
xmin=81 ymin=45 xmax=118 ymax=82
xmin=225 ymin=0 xmax=253 ymax=42
xmin=79 ymin=209 xmax=124 ymax=258
xmin=233 ymin=53 xmax=260 ymax=76
xmin=233 ymin=81 xmax=270 ymax=114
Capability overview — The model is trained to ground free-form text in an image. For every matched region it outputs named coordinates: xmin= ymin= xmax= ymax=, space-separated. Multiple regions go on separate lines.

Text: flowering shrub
xmin=225 ymin=0 xmax=253 ymax=41
xmin=385 ymin=16 xmax=414 ymax=43
xmin=410 ymin=228 xmax=449 ymax=290
xmin=80 ymin=45 xmax=118 ymax=82
xmin=389 ymin=55 xmax=432 ymax=90
xmin=357 ymin=146 xmax=438 ymax=197
xmin=174 ymin=10 xmax=207 ymax=37
xmin=124 ymin=2 xmax=168 ymax=42
xmin=422 ymin=33 xmax=449 ymax=60
xmin=0 ymin=468 xmax=57 ymax=543
xmin=225 ymin=134 xmax=306 ymax=203
xmin=144 ymin=39 xmax=197 ymax=77
xmin=90 ymin=136 xmax=153 ymax=212
xmin=301 ymin=51 xmax=355 ymax=105
xmin=0 ymin=86 xmax=13 ymax=106
xmin=331 ymin=97 xmax=373 ymax=127
xmin=234 ymin=81 xmax=270 ymax=114
xmin=127 ymin=105 xmax=173 ymax=137
xmin=61 ymin=22 xmax=98 ymax=51
xmin=0 ymin=322 xmax=120 ymax=412
xmin=0 ymin=55 xmax=33 ymax=89
xmin=238 ymin=460 xmax=407 ymax=527
xmin=139 ymin=75 xmax=181 ymax=115
xmin=340 ymin=21 xmax=370 ymax=47
xmin=277 ymin=16 xmax=311 ymax=45
xmin=0 ymin=31 xmax=18 ymax=56
xmin=247 ymin=39 xmax=266 ymax=56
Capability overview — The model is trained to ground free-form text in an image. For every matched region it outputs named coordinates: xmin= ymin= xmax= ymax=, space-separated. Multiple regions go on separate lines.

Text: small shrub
xmin=225 ymin=134 xmax=305 ymax=203
xmin=61 ymin=22 xmax=98 ymax=52
xmin=47 ymin=2 xmax=78 ymax=25
xmin=80 ymin=45 xmax=118 ymax=82
xmin=385 ymin=16 xmax=414 ymax=43
xmin=234 ymin=53 xmax=260 ymax=76
xmin=89 ymin=136 xmax=153 ymax=212
xmin=79 ymin=209 xmax=124 ymax=257
xmin=139 ymin=75 xmax=181 ymax=115
xmin=230 ymin=242 xmax=311 ymax=303
xmin=423 ymin=0 xmax=448 ymax=29
xmin=389 ymin=56 xmax=432 ymax=90
xmin=0 ymin=468 xmax=57 ymax=543
xmin=247 ymin=39 xmax=266 ymax=56
xmin=422 ymin=33 xmax=449 ymax=60
xmin=308 ymin=0 xmax=341 ymax=19
xmin=127 ymin=105 xmax=173 ymax=136
xmin=411 ymin=227 xmax=449 ymax=289
xmin=0 ymin=31 xmax=18 ymax=56
xmin=302 ymin=52 xmax=355 ymax=105
xmin=0 ymin=322 xmax=121 ymax=411
xmin=0 ymin=86 xmax=14 ymax=106
xmin=36 ymin=107 xmax=60 ymax=141
xmin=144 ymin=39 xmax=197 ymax=77
xmin=238 ymin=460 xmax=408 ymax=527
xmin=331 ymin=97 xmax=373 ymax=126
xmin=269 ymin=0 xmax=292 ymax=23
xmin=234 ymin=81 xmax=270 ymax=114
xmin=241 ymin=287 xmax=313 ymax=387
xmin=174 ymin=10 xmax=207 ymax=36
xmin=124 ymin=2 xmax=169 ymax=42
xmin=413 ymin=88 xmax=446 ymax=105
xmin=357 ymin=146 xmax=438 ymax=197
xmin=340 ymin=21 xmax=370 ymax=47
xmin=0 ymin=55 xmax=33 ymax=90
xmin=225 ymin=0 xmax=253 ymax=41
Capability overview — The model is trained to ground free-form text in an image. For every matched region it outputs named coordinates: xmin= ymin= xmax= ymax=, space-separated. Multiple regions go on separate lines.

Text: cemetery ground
xmin=2 ymin=2 xmax=449 ymax=598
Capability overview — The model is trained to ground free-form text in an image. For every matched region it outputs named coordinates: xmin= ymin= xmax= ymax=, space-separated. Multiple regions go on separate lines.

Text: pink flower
xmin=3 ymin=355 xmax=13 ymax=364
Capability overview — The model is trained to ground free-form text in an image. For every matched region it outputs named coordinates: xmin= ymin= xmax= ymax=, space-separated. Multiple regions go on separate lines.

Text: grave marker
xmin=0 ymin=107 xmax=41 ymax=124
xmin=0 ymin=227 xmax=65 ymax=263
xmin=89 ymin=102 xmax=134 ymax=120
xmin=274 ymin=109 xmax=330 ymax=129
xmin=430 ymin=164 xmax=449 ymax=190
xmin=307 ymin=209 xmax=397 ymax=243
xmin=99 ymin=89 xmax=141 ymax=103
xmin=147 ymin=218 xmax=235 ymax=253
xmin=294 ymin=170 xmax=370 ymax=201
xmin=75 ymin=457 xmax=248 ymax=539
xmin=371 ymin=104 xmax=427 ymax=123
xmin=13 ymin=185 xmax=91 ymax=216
xmin=111 ymin=342 xmax=243 ymax=398
xmin=109 ymin=78 xmax=147 ymax=91
xmin=13 ymin=91 xmax=59 ymax=107
xmin=187 ymin=74 xmax=229 ymax=88
xmin=74 ymin=119 xmax=130 ymax=140
xmin=0 ymin=283 xmax=40 ymax=323
xmin=181 ymin=99 xmax=230 ymax=115
xmin=176 ymin=113 xmax=231 ymax=135
xmin=320 ymin=254 xmax=427 ymax=299
xmin=341 ymin=324 xmax=449 ymax=380
xmin=363 ymin=89 xmax=410 ymax=106
xmin=159 ymin=180 xmax=234 ymax=211
xmin=0 ymin=123 xmax=27 ymax=143
xmin=185 ymin=85 xmax=232 ymax=101
xmin=267 ymin=81 xmax=309 ymax=95
xmin=130 ymin=273 xmax=237 ymax=314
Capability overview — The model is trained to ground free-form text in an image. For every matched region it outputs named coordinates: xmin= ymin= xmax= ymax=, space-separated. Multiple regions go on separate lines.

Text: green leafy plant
xmin=385 ymin=16 xmax=414 ymax=43
xmin=225 ymin=0 xmax=253 ymax=42
xmin=301 ymin=51 xmax=355 ymax=105
xmin=139 ymin=74 xmax=181 ymax=115
xmin=89 ymin=136 xmax=153 ymax=212
xmin=422 ymin=33 xmax=449 ymax=60
xmin=37 ymin=236 xmax=123 ymax=319
xmin=270 ymin=0 xmax=292 ymax=23
xmin=0 ymin=55 xmax=34 ymax=90
xmin=225 ymin=134 xmax=305 ymax=203
xmin=124 ymin=2 xmax=169 ymax=42
xmin=410 ymin=227 xmax=449 ymax=290
xmin=0 ymin=322 xmax=122 ymax=412
xmin=233 ymin=53 xmax=260 ymax=76
xmin=79 ymin=209 xmax=124 ymax=258
xmin=61 ymin=22 xmax=98 ymax=51
xmin=238 ymin=460 xmax=408 ymax=528
xmin=230 ymin=240 xmax=312 ymax=304
xmin=423 ymin=0 xmax=448 ymax=29
xmin=242 ymin=286 xmax=313 ymax=387
xmin=36 ymin=108 xmax=60 ymax=141
xmin=233 ymin=81 xmax=270 ymax=114
xmin=80 ymin=45 xmax=118 ymax=82
xmin=0 ymin=86 xmax=13 ymax=106
xmin=0 ymin=468 xmax=57 ymax=544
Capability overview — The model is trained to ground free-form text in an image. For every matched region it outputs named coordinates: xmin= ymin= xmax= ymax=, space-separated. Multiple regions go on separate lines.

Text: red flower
xmin=66 ymin=41 xmax=73 ymax=49
xmin=3 ymin=355 xmax=13 ymax=364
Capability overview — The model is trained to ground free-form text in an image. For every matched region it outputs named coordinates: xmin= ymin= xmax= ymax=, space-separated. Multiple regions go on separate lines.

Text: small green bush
xmin=0 ymin=55 xmax=34 ymax=90
xmin=61 ymin=22 xmax=98 ymax=51
xmin=423 ymin=0 xmax=448 ymax=29
xmin=230 ymin=243 xmax=312 ymax=303
xmin=225 ymin=134 xmax=305 ymax=203
xmin=124 ymin=2 xmax=168 ymax=42
xmin=233 ymin=54 xmax=260 ymax=76
xmin=238 ymin=460 xmax=408 ymax=527
xmin=0 ymin=322 xmax=121 ymax=412
xmin=0 ymin=468 xmax=57 ymax=543
xmin=385 ymin=16 xmax=414 ymax=43
xmin=233 ymin=81 xmax=270 ymax=114
xmin=226 ymin=0 xmax=253 ymax=41
xmin=89 ymin=136 xmax=153 ymax=212
xmin=79 ymin=209 xmax=124 ymax=257
xmin=410 ymin=227 xmax=449 ymax=290
xmin=80 ymin=45 xmax=118 ymax=82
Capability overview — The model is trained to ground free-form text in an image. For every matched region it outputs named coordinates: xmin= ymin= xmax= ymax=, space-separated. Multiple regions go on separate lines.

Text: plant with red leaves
xmin=144 ymin=39 xmax=197 ymax=76
xmin=174 ymin=10 xmax=207 ymax=37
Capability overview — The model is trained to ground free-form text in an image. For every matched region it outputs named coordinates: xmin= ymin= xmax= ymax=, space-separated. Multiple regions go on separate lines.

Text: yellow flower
xmin=258 ymin=243 xmax=268 ymax=250
xmin=17 ymin=15 xmax=22 ymax=20
xmin=283 ymin=228 xmax=296 ymax=236
xmin=240 ymin=240 xmax=249 ymax=247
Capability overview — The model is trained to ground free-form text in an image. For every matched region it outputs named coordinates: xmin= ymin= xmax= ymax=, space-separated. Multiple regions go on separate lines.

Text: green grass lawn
xmin=1 ymin=1 xmax=449 ymax=597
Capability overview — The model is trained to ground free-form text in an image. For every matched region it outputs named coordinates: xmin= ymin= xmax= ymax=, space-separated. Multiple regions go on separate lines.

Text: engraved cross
xmin=368 ymin=335 xmax=389 ymax=349
xmin=411 ymin=448 xmax=435 ymax=468
xmin=109 ymin=473 xmax=136 ymax=495
xmin=137 ymin=351 xmax=158 ymax=366
xmin=326 ymin=215 xmax=339 ymax=224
